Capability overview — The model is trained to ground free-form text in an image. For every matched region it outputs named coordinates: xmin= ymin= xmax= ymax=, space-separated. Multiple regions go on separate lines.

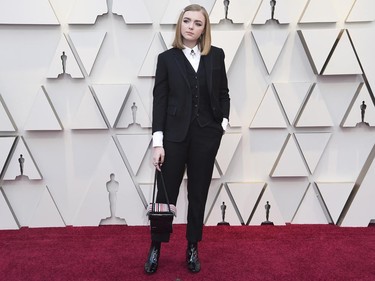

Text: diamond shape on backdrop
xmin=116 ymin=134 xmax=151 ymax=176
xmin=211 ymin=30 xmax=245 ymax=72
xmin=346 ymin=0 xmax=375 ymax=22
xmin=68 ymin=31 xmax=107 ymax=76
xmin=0 ymin=95 xmax=16 ymax=132
xmin=68 ymin=0 xmax=107 ymax=24
xmin=112 ymin=0 xmax=152 ymax=24
xmin=215 ymin=133 xmax=242 ymax=175
xmin=341 ymin=83 xmax=375 ymax=127
xmin=340 ymin=145 xmax=375 ymax=227
xmin=323 ymin=30 xmax=362 ymax=75
xmin=297 ymin=29 xmax=340 ymax=74
xmin=46 ymin=35 xmax=84 ymax=78
xmin=115 ymin=87 xmax=151 ymax=129
xmin=292 ymin=183 xmax=329 ymax=224
xmin=295 ymin=84 xmax=334 ymax=127
xmin=251 ymin=26 xmax=289 ymax=74
xmin=0 ymin=137 xmax=16 ymax=179
xmin=24 ymin=86 xmax=63 ymax=131
xmin=295 ymin=132 xmax=332 ymax=174
xmin=0 ymin=188 xmax=19 ymax=229
xmin=138 ymin=33 xmax=167 ymax=77
xmin=205 ymin=184 xmax=242 ymax=226
xmin=160 ymin=0 xmax=191 ymax=25
xmin=315 ymin=182 xmax=354 ymax=225
xmin=299 ymin=0 xmax=338 ymax=23
xmin=274 ymin=82 xmax=312 ymax=125
xmin=70 ymin=87 xmax=108 ymax=129
xmin=91 ymin=84 xmax=131 ymax=128
xmin=250 ymin=85 xmax=287 ymax=128
xmin=270 ymin=134 xmax=309 ymax=177
xmin=73 ymin=138 xmax=144 ymax=226
xmin=28 ymin=186 xmax=65 ymax=228
xmin=209 ymin=0 xmax=246 ymax=24
xmin=227 ymin=182 xmax=265 ymax=225
xmin=2 ymin=137 xmax=42 ymax=181
xmin=248 ymin=186 xmax=286 ymax=226
xmin=0 ymin=0 xmax=59 ymax=25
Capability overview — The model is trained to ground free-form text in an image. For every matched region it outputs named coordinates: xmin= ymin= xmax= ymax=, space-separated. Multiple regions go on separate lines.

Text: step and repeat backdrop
xmin=0 ymin=0 xmax=374 ymax=229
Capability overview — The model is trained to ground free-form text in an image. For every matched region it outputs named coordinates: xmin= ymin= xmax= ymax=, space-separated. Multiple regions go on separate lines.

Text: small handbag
xmin=147 ymin=169 xmax=176 ymax=234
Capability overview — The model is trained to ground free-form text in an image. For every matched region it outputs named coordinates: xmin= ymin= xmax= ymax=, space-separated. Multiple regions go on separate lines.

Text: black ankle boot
xmin=186 ymin=242 xmax=201 ymax=273
xmin=144 ymin=242 xmax=161 ymax=274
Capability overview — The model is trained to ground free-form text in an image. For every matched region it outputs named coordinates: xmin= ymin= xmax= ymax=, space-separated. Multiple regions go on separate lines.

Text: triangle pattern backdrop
xmin=0 ymin=95 xmax=16 ymax=132
xmin=46 ymin=35 xmax=84 ymax=78
xmin=299 ymin=0 xmax=338 ymax=23
xmin=0 ymin=137 xmax=16 ymax=179
xmin=70 ymin=87 xmax=108 ymax=129
xmin=209 ymin=0 xmax=247 ymax=24
xmin=251 ymin=27 xmax=290 ymax=74
xmin=297 ymin=29 xmax=340 ymax=75
xmin=0 ymin=0 xmax=59 ymax=25
xmin=346 ymin=0 xmax=375 ymax=22
xmin=68 ymin=31 xmax=107 ymax=76
xmin=250 ymin=86 xmax=287 ymax=128
xmin=274 ymin=82 xmax=311 ymax=125
xmin=0 ymin=189 xmax=19 ymax=230
xmin=68 ymin=0 xmax=108 ymax=24
xmin=112 ymin=0 xmax=152 ymax=24
xmin=3 ymin=137 xmax=42 ymax=181
xmin=227 ymin=182 xmax=265 ymax=225
xmin=342 ymin=83 xmax=375 ymax=127
xmin=24 ymin=86 xmax=63 ymax=131
xmin=292 ymin=183 xmax=328 ymax=224
xmin=92 ymin=84 xmax=131 ymax=128
xmin=252 ymin=0 xmax=296 ymax=24
xmin=138 ymin=33 xmax=166 ymax=77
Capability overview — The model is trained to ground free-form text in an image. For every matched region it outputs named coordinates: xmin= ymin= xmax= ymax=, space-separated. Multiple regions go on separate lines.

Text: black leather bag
xmin=147 ymin=170 xmax=176 ymax=234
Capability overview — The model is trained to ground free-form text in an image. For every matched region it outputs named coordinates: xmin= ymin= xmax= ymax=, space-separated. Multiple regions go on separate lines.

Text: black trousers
xmin=152 ymin=119 xmax=223 ymax=243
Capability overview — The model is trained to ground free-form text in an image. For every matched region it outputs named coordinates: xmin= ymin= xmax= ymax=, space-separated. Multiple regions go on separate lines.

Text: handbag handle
xmin=151 ymin=169 xmax=172 ymax=213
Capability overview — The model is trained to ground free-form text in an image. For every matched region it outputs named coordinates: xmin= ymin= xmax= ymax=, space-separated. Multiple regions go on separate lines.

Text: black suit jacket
xmin=152 ymin=46 xmax=230 ymax=142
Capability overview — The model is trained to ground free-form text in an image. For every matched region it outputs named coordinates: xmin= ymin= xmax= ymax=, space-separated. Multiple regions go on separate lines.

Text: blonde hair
xmin=172 ymin=4 xmax=211 ymax=55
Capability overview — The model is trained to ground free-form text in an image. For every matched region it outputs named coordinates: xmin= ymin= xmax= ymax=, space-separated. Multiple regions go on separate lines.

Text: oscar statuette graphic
xmin=261 ymin=201 xmax=274 ymax=225
xmin=217 ymin=202 xmax=230 ymax=225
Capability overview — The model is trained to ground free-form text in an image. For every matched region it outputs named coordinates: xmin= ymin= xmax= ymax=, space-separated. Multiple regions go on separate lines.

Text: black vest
xmin=184 ymin=57 xmax=215 ymax=127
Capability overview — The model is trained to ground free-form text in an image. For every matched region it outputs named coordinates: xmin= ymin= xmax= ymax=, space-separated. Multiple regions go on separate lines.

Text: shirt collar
xmin=182 ymin=45 xmax=200 ymax=56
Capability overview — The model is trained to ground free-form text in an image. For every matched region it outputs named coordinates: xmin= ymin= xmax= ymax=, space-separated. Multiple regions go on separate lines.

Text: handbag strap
xmin=151 ymin=169 xmax=172 ymax=213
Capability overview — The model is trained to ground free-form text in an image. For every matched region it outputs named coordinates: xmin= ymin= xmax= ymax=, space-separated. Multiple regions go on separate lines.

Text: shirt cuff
xmin=221 ymin=118 xmax=229 ymax=131
xmin=152 ymin=131 xmax=163 ymax=147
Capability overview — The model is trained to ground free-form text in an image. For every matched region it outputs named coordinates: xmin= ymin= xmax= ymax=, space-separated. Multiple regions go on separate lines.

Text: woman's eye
xmin=183 ymin=19 xmax=190 ymax=24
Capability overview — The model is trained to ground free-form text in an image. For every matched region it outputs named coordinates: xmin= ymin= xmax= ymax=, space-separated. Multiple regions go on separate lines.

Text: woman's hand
xmin=152 ymin=147 xmax=165 ymax=171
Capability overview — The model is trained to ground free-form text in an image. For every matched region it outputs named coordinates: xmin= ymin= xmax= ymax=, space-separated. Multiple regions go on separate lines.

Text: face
xmin=180 ymin=10 xmax=205 ymax=48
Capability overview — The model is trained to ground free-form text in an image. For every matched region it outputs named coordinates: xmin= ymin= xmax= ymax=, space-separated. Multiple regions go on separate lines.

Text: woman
xmin=145 ymin=4 xmax=230 ymax=274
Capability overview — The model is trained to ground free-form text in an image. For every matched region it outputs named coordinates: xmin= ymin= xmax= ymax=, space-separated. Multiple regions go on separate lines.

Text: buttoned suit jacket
xmin=152 ymin=46 xmax=230 ymax=142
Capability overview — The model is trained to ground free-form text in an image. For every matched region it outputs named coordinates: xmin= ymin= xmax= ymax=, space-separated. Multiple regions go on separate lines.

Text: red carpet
xmin=0 ymin=224 xmax=375 ymax=281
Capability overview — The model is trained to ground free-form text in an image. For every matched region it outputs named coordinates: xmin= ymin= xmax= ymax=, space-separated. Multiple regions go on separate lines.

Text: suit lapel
xmin=172 ymin=49 xmax=190 ymax=87
xmin=203 ymin=51 xmax=213 ymax=94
